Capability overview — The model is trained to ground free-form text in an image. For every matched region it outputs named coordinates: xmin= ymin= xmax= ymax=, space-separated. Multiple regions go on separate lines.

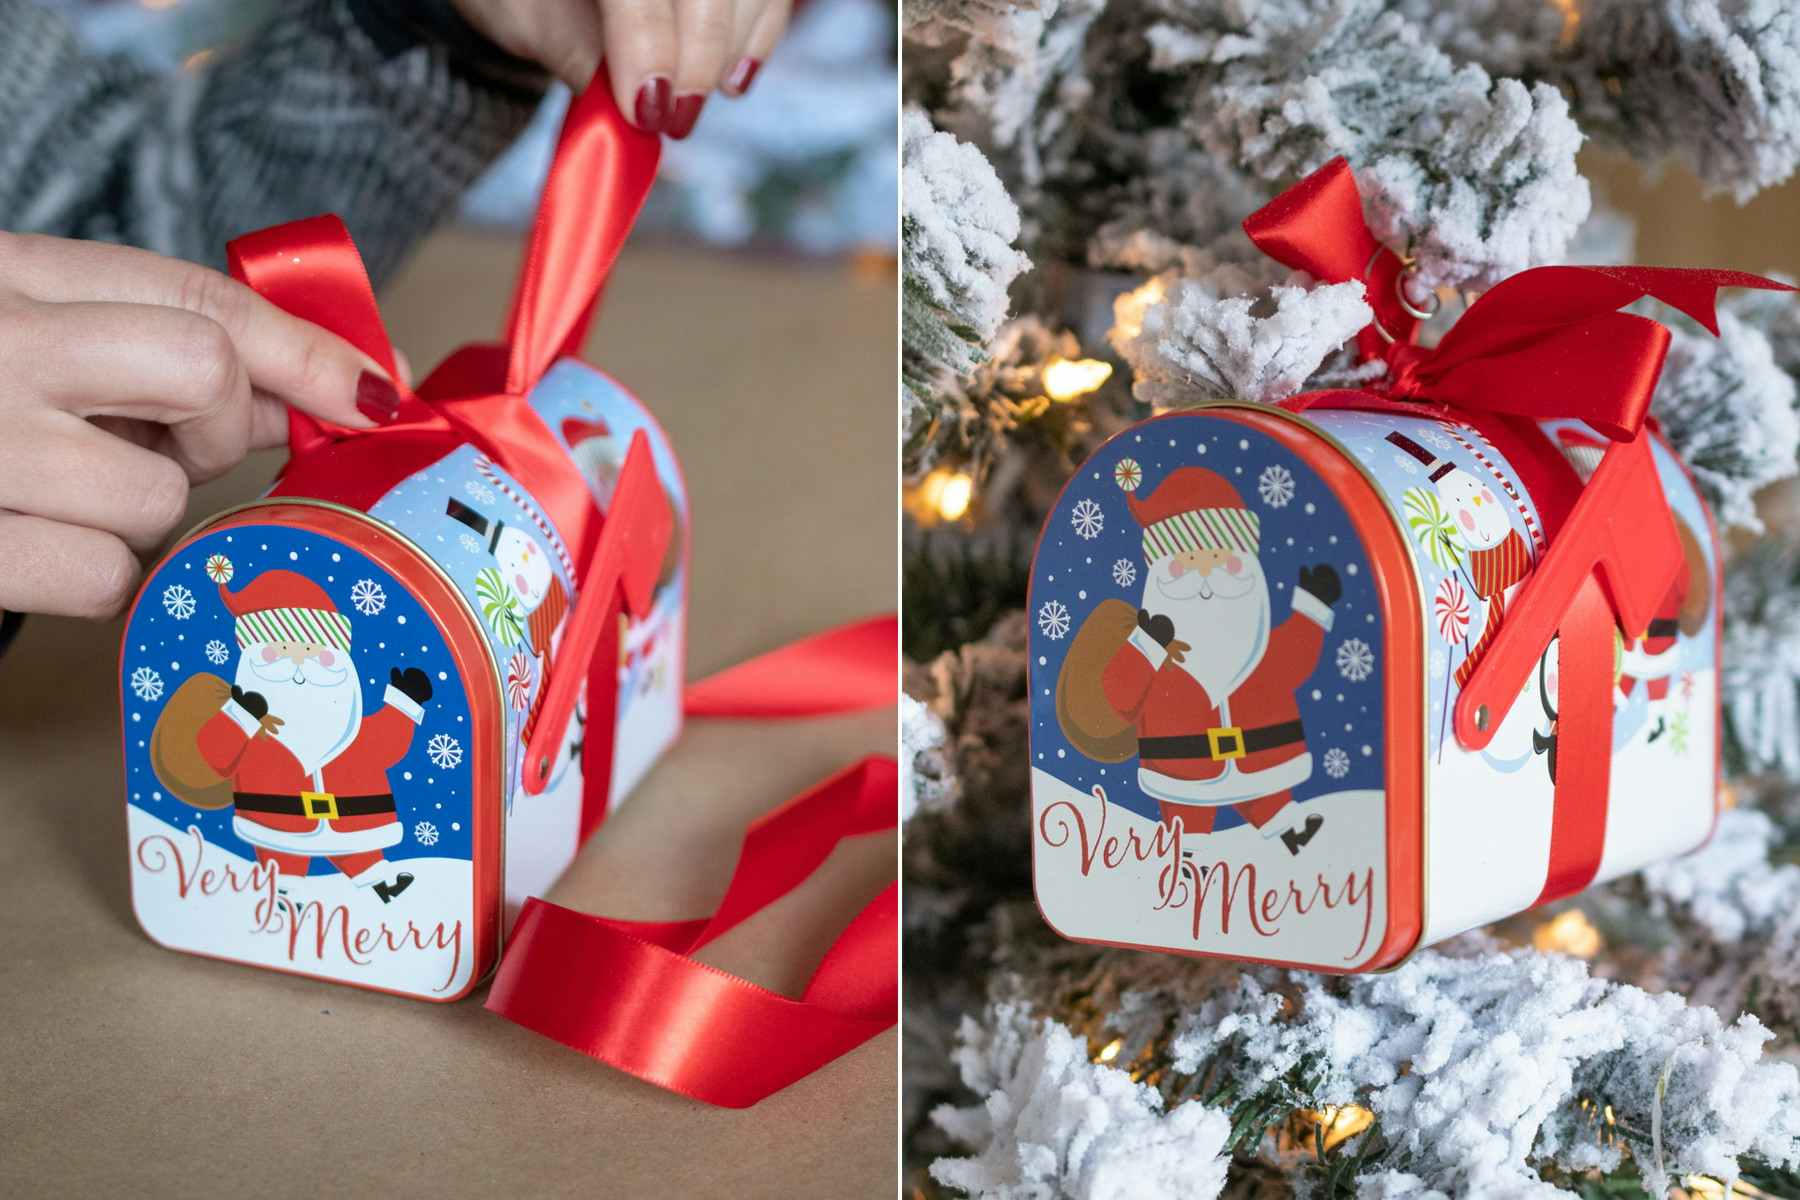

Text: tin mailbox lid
xmin=119 ymin=503 xmax=505 ymax=1001
xmin=1026 ymin=405 xmax=1425 ymax=973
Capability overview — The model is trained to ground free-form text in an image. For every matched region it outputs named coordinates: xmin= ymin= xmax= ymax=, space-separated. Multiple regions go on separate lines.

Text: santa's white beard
xmin=236 ymin=649 xmax=363 ymax=776
xmin=1145 ymin=556 xmax=1272 ymax=703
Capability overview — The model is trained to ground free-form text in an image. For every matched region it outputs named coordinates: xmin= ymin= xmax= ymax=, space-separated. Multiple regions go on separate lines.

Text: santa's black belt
xmin=233 ymin=792 xmax=396 ymax=820
xmin=1138 ymin=720 xmax=1305 ymax=762
xmin=1647 ymin=617 xmax=1680 ymax=639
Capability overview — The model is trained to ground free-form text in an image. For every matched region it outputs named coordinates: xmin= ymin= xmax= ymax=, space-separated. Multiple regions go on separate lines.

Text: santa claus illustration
xmin=562 ymin=416 xmax=623 ymax=510
xmin=1388 ymin=431 xmax=1532 ymax=686
xmin=184 ymin=569 xmax=431 ymax=902
xmin=1555 ymin=427 xmax=1710 ymax=741
xmin=1062 ymin=467 xmax=1338 ymax=855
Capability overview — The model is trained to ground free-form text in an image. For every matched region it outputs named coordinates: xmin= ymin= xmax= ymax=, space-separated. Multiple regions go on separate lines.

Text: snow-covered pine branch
xmin=1720 ymin=543 xmax=1800 ymax=777
xmin=1109 ymin=268 xmax=1373 ymax=407
xmin=930 ymin=1011 xmax=1235 ymax=1200
xmin=903 ymin=694 xmax=959 ymax=822
xmin=1650 ymin=307 xmax=1799 ymax=532
xmin=903 ymin=106 xmax=1033 ymax=444
xmin=934 ymin=946 xmax=1800 ymax=1199
xmin=1143 ymin=0 xmax=1588 ymax=291
xmin=1407 ymin=0 xmax=1800 ymax=202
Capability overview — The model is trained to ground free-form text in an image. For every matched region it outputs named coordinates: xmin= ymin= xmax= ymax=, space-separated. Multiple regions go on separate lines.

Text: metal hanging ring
xmin=1361 ymin=247 xmax=1440 ymax=335
xmin=1396 ymin=263 xmax=1441 ymax=321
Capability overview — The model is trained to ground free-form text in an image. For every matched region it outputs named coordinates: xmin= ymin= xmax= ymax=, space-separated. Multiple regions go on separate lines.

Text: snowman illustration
xmin=1388 ymin=431 xmax=1533 ymax=686
xmin=445 ymin=497 xmax=570 ymax=741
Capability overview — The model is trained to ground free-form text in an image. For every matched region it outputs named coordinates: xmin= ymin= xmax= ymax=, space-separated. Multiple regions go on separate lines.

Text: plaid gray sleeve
xmin=0 ymin=0 xmax=546 ymax=287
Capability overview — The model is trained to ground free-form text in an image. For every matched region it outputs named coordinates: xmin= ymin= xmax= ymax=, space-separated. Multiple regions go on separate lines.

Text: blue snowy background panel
xmin=122 ymin=524 xmax=476 ymax=867
xmin=1028 ymin=411 xmax=1387 ymax=827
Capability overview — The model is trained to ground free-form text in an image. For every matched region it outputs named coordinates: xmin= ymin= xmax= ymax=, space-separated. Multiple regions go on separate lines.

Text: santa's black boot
xmin=373 ymin=873 xmax=414 ymax=904
xmin=1646 ymin=716 xmax=1667 ymax=743
xmin=1280 ymin=815 xmax=1324 ymax=856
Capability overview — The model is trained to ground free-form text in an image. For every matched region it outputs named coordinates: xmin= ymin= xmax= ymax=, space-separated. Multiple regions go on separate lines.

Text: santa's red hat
xmin=1124 ymin=466 xmax=1259 ymax=561
xmin=1555 ymin=425 xmax=1608 ymax=483
xmin=562 ymin=417 xmax=612 ymax=445
xmin=219 ymin=568 xmax=352 ymax=650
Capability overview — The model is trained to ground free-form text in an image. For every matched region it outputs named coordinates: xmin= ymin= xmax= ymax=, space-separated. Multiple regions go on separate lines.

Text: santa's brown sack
xmin=148 ymin=674 xmax=236 ymax=810
xmin=1054 ymin=599 xmax=1144 ymax=763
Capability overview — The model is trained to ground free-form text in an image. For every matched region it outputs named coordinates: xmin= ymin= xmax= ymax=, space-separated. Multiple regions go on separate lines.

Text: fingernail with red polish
xmin=667 ymin=93 xmax=705 ymax=140
xmin=355 ymin=371 xmax=400 ymax=425
xmin=724 ymin=57 xmax=761 ymax=96
xmin=634 ymin=76 xmax=672 ymax=132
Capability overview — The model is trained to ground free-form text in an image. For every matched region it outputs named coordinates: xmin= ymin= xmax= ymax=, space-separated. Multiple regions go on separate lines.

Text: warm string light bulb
xmin=1533 ymin=909 xmax=1602 ymax=959
xmin=906 ymin=467 xmax=976 ymax=525
xmin=1042 ymin=356 xmax=1113 ymax=403
xmin=1295 ymin=1105 xmax=1375 ymax=1151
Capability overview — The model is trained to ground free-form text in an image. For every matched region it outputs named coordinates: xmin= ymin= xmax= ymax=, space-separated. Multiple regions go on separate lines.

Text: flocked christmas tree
xmin=901 ymin=2 xmax=1800 ymax=1196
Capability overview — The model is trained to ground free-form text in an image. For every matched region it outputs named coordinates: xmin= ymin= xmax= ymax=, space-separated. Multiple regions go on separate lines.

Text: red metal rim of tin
xmin=1025 ymin=404 xmax=1427 ymax=974
xmin=116 ymin=499 xmax=507 ymax=1003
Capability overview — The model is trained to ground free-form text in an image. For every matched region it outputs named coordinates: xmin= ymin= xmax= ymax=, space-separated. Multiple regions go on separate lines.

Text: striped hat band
xmin=1142 ymin=507 xmax=1260 ymax=561
xmin=234 ymin=607 xmax=353 ymax=650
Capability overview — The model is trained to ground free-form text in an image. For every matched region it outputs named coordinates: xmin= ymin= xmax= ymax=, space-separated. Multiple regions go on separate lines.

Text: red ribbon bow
xmin=1243 ymin=157 xmax=1791 ymax=904
xmin=229 ymin=68 xmax=659 ymax=577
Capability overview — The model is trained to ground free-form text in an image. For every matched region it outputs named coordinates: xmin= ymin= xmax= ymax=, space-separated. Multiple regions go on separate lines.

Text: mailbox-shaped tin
xmin=117 ymin=83 xmax=685 ymax=1001
xmin=119 ymin=364 xmax=688 ymax=1001
xmin=1028 ymin=404 xmax=1720 ymax=973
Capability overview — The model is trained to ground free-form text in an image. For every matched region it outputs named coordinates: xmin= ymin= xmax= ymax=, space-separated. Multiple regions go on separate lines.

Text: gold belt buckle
xmin=300 ymin=790 xmax=340 ymax=820
xmin=1207 ymin=726 xmax=1246 ymax=761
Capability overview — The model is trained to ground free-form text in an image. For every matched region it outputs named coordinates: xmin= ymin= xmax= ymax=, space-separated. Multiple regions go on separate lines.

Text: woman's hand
xmin=0 ymin=234 xmax=397 ymax=620
xmin=452 ymin=0 xmax=792 ymax=138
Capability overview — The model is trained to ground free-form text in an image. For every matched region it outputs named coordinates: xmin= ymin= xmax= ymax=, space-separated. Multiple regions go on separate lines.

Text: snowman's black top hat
xmin=446 ymin=498 xmax=505 ymax=554
xmin=1386 ymin=431 xmax=1457 ymax=483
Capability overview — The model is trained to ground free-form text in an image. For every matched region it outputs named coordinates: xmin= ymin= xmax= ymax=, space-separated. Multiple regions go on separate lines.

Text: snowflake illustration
xmin=1037 ymin=599 xmax=1071 ymax=641
xmin=1323 ymin=747 xmax=1351 ymax=779
xmin=130 ymin=666 xmax=164 ymax=702
xmin=1420 ymin=427 xmax=1457 ymax=450
xmin=1112 ymin=558 xmax=1137 ymax=588
xmin=426 ymin=733 xmax=463 ymax=770
xmin=1336 ymin=638 xmax=1375 ymax=683
xmin=1429 ymin=646 xmax=1447 ymax=679
xmin=204 ymin=640 xmax=230 ymax=665
xmin=459 ymin=533 xmax=482 ymax=554
xmin=1392 ymin=453 xmax=1421 ymax=477
xmin=1257 ymin=464 xmax=1295 ymax=508
xmin=349 ymin=578 xmax=386 ymax=617
xmin=1113 ymin=457 xmax=1143 ymax=492
xmin=1070 ymin=498 xmax=1104 ymax=540
xmin=465 ymin=480 xmax=496 ymax=505
xmin=161 ymin=583 xmax=196 ymax=620
xmin=203 ymin=554 xmax=234 ymax=584
xmin=413 ymin=821 xmax=440 ymax=847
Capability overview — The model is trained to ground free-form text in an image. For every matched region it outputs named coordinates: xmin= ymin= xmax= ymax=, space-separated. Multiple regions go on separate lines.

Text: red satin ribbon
xmin=489 ymin=618 xmax=898 ymax=1107
xmin=684 ymin=615 xmax=898 ymax=718
xmin=487 ymin=754 xmax=897 ymax=1108
xmin=1245 ymin=157 xmax=1792 ymax=904
xmin=491 ymin=621 xmax=897 ymax=1107
xmin=230 ymin=69 xmax=660 ymax=590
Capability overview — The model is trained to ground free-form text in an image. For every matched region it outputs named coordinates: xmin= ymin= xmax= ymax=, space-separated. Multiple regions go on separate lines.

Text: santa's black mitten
xmin=1297 ymin=564 xmax=1342 ymax=607
xmin=1136 ymin=609 xmax=1177 ymax=648
xmin=390 ymin=667 xmax=434 ymax=705
xmin=230 ymin=685 xmax=269 ymax=720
